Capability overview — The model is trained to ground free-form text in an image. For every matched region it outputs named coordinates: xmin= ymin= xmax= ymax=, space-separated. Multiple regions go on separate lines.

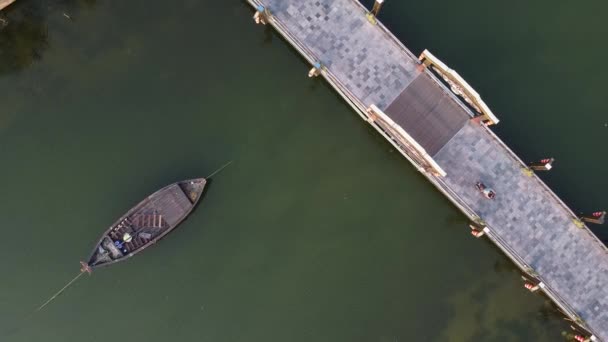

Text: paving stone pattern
xmin=434 ymin=122 xmax=608 ymax=339
xmin=258 ymin=0 xmax=608 ymax=338
xmin=264 ymin=0 xmax=419 ymax=110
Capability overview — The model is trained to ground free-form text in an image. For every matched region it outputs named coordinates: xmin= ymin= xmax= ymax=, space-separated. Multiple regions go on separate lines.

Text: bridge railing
xmin=481 ymin=124 xmax=608 ymax=253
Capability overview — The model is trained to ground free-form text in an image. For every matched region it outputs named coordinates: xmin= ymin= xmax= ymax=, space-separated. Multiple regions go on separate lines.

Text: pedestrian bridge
xmin=246 ymin=0 xmax=608 ymax=340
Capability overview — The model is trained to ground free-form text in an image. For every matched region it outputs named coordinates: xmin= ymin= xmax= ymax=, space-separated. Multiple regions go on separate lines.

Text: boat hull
xmin=86 ymin=178 xmax=206 ymax=269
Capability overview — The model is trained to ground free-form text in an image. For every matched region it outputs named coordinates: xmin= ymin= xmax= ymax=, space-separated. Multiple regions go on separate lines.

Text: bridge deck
xmin=435 ymin=121 xmax=608 ymax=333
xmin=248 ymin=0 xmax=608 ymax=339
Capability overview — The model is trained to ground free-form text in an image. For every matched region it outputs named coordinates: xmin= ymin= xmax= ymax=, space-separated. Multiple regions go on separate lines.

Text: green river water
xmin=0 ymin=0 xmax=606 ymax=341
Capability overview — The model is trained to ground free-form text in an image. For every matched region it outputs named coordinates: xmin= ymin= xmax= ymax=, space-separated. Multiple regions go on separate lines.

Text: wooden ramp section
xmin=247 ymin=0 xmax=608 ymax=340
xmin=385 ymin=73 xmax=470 ymax=156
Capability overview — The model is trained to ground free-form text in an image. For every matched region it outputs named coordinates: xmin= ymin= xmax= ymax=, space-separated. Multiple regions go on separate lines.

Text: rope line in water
xmin=206 ymin=160 xmax=233 ymax=179
xmin=35 ymin=271 xmax=85 ymax=312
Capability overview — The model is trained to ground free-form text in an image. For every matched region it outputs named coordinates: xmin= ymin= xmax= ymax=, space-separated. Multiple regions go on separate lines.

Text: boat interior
xmin=89 ymin=212 xmax=167 ymax=266
xmin=88 ymin=179 xmax=206 ymax=267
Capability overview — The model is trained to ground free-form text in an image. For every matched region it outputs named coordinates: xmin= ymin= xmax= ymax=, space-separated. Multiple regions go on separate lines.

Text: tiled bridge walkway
xmin=247 ymin=0 xmax=608 ymax=339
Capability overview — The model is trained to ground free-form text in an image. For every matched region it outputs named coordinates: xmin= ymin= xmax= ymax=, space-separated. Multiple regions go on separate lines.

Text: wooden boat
xmin=37 ymin=165 xmax=229 ymax=312
xmin=81 ymin=178 xmax=206 ymax=272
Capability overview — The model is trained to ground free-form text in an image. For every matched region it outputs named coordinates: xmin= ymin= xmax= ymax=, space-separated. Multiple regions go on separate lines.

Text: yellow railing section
xmin=419 ymin=49 xmax=500 ymax=126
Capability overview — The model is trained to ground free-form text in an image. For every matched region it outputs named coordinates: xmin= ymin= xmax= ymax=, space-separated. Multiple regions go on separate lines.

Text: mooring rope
xmin=206 ymin=160 xmax=233 ymax=179
xmin=35 ymin=271 xmax=85 ymax=312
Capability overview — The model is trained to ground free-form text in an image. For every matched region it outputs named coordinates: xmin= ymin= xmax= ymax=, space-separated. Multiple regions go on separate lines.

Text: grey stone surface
xmin=264 ymin=0 xmax=419 ymax=110
xmin=434 ymin=122 xmax=608 ymax=338
xmin=257 ymin=0 xmax=608 ymax=338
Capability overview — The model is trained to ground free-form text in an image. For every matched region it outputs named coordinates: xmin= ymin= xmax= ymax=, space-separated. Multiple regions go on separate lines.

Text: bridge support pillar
xmin=469 ymin=223 xmax=488 ymax=238
xmin=308 ymin=62 xmax=322 ymax=77
xmin=524 ymin=281 xmax=544 ymax=292
xmin=581 ymin=211 xmax=606 ymax=225
xmin=574 ymin=334 xmax=597 ymax=342
xmin=253 ymin=5 xmax=269 ymax=25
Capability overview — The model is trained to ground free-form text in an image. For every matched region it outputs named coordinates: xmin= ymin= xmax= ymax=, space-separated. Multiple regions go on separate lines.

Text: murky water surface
xmin=1 ymin=0 xmax=606 ymax=340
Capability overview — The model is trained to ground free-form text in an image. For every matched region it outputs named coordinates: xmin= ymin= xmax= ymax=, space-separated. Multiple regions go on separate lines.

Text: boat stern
xmin=80 ymin=261 xmax=93 ymax=274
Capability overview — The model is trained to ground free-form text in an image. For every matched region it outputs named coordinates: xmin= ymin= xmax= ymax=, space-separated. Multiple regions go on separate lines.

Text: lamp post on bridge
xmin=366 ymin=0 xmax=384 ymax=24
xmin=371 ymin=0 xmax=384 ymax=16
xmin=580 ymin=211 xmax=606 ymax=225
xmin=528 ymin=158 xmax=554 ymax=171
